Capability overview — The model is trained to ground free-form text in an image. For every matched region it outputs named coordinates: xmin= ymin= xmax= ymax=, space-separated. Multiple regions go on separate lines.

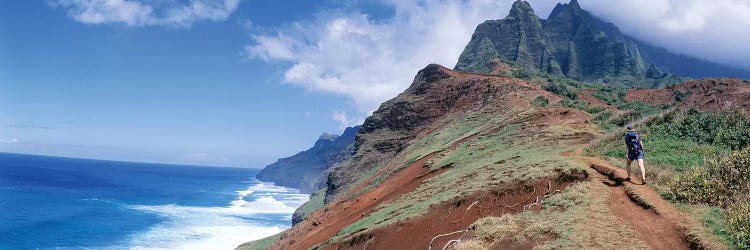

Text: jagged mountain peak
xmin=508 ymin=0 xmax=535 ymax=17
xmin=455 ymin=0 xmax=750 ymax=87
xmin=549 ymin=0 xmax=584 ymax=19
xmin=568 ymin=0 xmax=582 ymax=10
xmin=318 ymin=133 xmax=339 ymax=141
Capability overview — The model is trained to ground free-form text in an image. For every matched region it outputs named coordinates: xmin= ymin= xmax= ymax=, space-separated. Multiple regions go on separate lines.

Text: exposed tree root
xmin=428 ymin=230 xmax=467 ymax=250
xmin=430 ymin=180 xmax=565 ymax=250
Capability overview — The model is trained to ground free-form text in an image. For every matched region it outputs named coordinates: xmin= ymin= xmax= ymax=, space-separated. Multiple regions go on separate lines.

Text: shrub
xmin=669 ymin=146 xmax=750 ymax=248
xmin=669 ymin=147 xmax=750 ymax=208
xmin=512 ymin=68 xmax=531 ymax=79
xmin=592 ymin=110 xmax=613 ymax=123
xmin=544 ymin=82 xmax=578 ymax=100
xmin=651 ymin=109 xmax=750 ymax=150
xmin=532 ymin=96 xmax=549 ymax=107
xmin=726 ymin=197 xmax=750 ymax=249
xmin=560 ymin=99 xmax=604 ymax=114
xmin=673 ymin=90 xmax=688 ymax=102
xmin=610 ymin=110 xmax=642 ymax=127
xmin=616 ymin=101 xmax=662 ymax=116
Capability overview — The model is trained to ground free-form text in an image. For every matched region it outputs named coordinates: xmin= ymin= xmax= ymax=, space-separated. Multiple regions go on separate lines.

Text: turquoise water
xmin=0 ymin=152 xmax=307 ymax=249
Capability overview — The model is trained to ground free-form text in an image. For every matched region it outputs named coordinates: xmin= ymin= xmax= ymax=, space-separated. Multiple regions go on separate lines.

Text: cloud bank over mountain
xmin=245 ymin=0 xmax=750 ymax=114
xmin=581 ymin=0 xmax=750 ymax=72
xmin=51 ymin=0 xmax=750 ymax=119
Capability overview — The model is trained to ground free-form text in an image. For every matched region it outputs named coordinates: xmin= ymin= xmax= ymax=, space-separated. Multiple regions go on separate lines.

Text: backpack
xmin=625 ymin=131 xmax=641 ymax=152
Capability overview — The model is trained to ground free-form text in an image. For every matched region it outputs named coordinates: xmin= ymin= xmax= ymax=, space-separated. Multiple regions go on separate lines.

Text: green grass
xmin=643 ymin=137 xmax=718 ymax=172
xmin=235 ymin=232 xmax=283 ymax=250
xmin=295 ymin=188 xmax=327 ymax=222
xmin=678 ymin=204 xmax=738 ymax=249
xmin=457 ymin=182 xmax=650 ymax=249
xmin=588 ymin=109 xmax=750 ymax=248
xmin=327 ymin=107 xmax=591 ymax=244
xmin=598 ymin=136 xmax=718 ymax=173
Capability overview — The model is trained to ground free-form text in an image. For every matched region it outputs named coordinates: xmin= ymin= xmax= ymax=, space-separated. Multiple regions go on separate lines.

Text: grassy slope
xmin=235 ymin=233 xmax=282 ymax=250
xmin=310 ymin=100 xmax=652 ymax=248
xmin=238 ymin=71 xmax=734 ymax=249
xmin=296 ymin=188 xmax=326 ymax=221
xmin=586 ymin=111 xmax=741 ymax=248
xmin=456 ymin=181 xmax=650 ymax=249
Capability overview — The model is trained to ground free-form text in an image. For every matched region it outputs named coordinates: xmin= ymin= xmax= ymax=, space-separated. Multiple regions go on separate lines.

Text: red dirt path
xmin=581 ymin=155 xmax=694 ymax=249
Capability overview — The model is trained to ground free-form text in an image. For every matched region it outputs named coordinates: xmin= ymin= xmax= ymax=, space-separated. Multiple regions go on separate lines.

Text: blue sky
xmin=0 ymin=1 xmax=361 ymax=167
xmin=1 ymin=0 xmax=749 ymax=168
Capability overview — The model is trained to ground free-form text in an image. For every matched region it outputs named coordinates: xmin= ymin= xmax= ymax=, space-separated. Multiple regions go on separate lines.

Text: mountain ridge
xmin=455 ymin=0 xmax=750 ymax=87
xmin=255 ymin=126 xmax=360 ymax=193
xmin=237 ymin=1 xmax=750 ymax=249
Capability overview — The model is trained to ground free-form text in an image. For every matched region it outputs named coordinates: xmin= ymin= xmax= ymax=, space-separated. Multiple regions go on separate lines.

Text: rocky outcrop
xmin=256 ymin=126 xmax=360 ymax=193
xmin=455 ymin=0 xmax=750 ymax=87
xmin=323 ymin=64 xmax=550 ymax=203
xmin=324 ymin=65 xmax=449 ymax=202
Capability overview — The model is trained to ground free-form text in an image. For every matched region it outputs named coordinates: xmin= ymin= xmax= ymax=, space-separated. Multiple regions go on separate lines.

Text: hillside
xmin=244 ymin=65 xmax=748 ymax=249
xmin=624 ymin=78 xmax=750 ymax=114
xmin=454 ymin=0 xmax=750 ymax=87
xmin=238 ymin=64 xmax=750 ymax=249
xmin=237 ymin=1 xmax=750 ymax=249
xmin=256 ymin=126 xmax=360 ymax=193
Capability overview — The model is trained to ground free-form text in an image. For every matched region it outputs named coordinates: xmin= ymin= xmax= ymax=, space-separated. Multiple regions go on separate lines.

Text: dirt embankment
xmin=334 ymin=176 xmax=584 ymax=250
xmin=271 ymin=131 xmax=481 ymax=250
xmin=271 ymin=151 xmax=445 ymax=250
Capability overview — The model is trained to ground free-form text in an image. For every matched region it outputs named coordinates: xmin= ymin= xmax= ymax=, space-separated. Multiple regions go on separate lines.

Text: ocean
xmin=0 ymin=152 xmax=308 ymax=250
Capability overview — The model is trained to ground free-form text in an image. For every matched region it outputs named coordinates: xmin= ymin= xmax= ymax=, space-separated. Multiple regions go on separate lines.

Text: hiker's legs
xmin=637 ymin=159 xmax=646 ymax=181
xmin=625 ymin=158 xmax=632 ymax=179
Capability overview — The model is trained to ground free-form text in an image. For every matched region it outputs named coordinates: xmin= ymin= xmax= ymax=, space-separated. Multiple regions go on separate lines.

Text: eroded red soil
xmin=626 ymin=78 xmax=750 ymax=114
xmin=333 ymin=178 xmax=577 ymax=250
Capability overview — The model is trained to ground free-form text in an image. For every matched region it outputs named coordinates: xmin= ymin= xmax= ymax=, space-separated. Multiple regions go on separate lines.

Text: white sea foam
xmin=124 ymin=182 xmax=309 ymax=250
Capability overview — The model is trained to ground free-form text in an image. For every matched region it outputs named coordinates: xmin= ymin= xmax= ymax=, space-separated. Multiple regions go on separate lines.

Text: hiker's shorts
xmin=627 ymin=150 xmax=644 ymax=160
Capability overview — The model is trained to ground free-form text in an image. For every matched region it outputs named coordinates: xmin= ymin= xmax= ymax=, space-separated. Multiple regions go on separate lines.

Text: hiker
xmin=624 ymin=125 xmax=646 ymax=184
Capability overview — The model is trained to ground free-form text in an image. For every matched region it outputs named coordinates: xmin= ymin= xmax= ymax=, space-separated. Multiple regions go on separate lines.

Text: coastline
xmin=121 ymin=181 xmax=309 ymax=249
xmin=233 ymin=182 xmax=311 ymax=250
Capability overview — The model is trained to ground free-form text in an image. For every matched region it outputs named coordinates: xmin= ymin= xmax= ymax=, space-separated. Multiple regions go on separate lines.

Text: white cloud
xmin=52 ymin=0 xmax=241 ymax=27
xmin=0 ymin=138 xmax=19 ymax=144
xmin=243 ymin=1 xmax=565 ymax=114
xmin=331 ymin=111 xmax=364 ymax=131
xmin=580 ymin=0 xmax=750 ymax=70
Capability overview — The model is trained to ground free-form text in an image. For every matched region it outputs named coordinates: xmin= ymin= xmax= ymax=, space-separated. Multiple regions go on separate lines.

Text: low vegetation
xmin=589 ymin=108 xmax=750 ymax=248
xmin=236 ymin=232 xmax=283 ymax=250
xmin=455 ymin=182 xmax=650 ymax=249
xmin=329 ymin=106 xmax=592 ymax=244
xmin=670 ymin=148 xmax=750 ymax=248
xmin=535 ymin=75 xmax=666 ymax=131
xmin=293 ymin=188 xmax=327 ymax=222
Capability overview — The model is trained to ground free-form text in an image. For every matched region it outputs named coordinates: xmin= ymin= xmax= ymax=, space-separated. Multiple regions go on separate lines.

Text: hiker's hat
xmin=626 ymin=125 xmax=634 ymax=131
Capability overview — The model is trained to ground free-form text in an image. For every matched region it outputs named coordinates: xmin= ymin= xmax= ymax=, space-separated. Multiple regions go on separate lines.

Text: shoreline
xmin=233 ymin=181 xmax=311 ymax=249
xmin=120 ymin=181 xmax=309 ymax=249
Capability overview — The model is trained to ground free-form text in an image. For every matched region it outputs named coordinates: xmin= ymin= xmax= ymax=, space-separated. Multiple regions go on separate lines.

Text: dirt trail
xmin=574 ymin=153 xmax=702 ymax=249
xmin=274 ymin=128 xmax=716 ymax=249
